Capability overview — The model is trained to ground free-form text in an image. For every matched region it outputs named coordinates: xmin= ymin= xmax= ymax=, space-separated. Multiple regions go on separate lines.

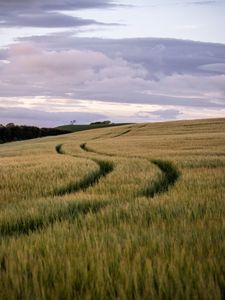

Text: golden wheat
xmin=0 ymin=118 xmax=224 ymax=300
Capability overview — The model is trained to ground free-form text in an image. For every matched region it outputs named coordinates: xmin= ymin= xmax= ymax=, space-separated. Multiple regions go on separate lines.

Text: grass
xmin=0 ymin=152 xmax=97 ymax=205
xmin=55 ymin=143 xmax=64 ymax=154
xmin=0 ymin=118 xmax=224 ymax=299
xmin=51 ymin=159 xmax=114 ymax=196
xmin=80 ymin=143 xmax=180 ymax=198
xmin=143 ymin=160 xmax=180 ymax=198
xmin=57 ymin=123 xmax=133 ymax=133
xmin=54 ymin=144 xmax=114 ymax=195
xmin=0 ymin=200 xmax=106 ymax=237
xmin=80 ymin=142 xmax=116 ymax=157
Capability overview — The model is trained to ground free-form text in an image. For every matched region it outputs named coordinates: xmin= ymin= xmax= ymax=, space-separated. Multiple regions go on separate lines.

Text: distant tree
xmin=70 ymin=120 xmax=76 ymax=125
xmin=90 ymin=120 xmax=111 ymax=125
xmin=102 ymin=120 xmax=111 ymax=125
xmin=0 ymin=124 xmax=4 ymax=128
xmin=6 ymin=123 xmax=15 ymax=127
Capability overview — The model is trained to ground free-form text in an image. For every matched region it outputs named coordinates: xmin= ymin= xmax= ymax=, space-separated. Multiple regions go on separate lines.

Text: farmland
xmin=57 ymin=122 xmax=132 ymax=133
xmin=0 ymin=118 xmax=224 ymax=299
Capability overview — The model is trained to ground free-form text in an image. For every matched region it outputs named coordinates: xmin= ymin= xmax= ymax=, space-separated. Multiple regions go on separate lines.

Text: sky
xmin=0 ymin=0 xmax=225 ymax=126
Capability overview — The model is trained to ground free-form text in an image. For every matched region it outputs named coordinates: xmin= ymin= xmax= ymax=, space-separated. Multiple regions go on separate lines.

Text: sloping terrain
xmin=57 ymin=123 xmax=132 ymax=133
xmin=0 ymin=118 xmax=224 ymax=299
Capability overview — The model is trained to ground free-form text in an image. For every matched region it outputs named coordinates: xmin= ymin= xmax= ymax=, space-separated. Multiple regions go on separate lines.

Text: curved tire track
xmin=0 ymin=201 xmax=107 ymax=237
xmin=143 ymin=160 xmax=180 ymax=198
xmin=80 ymin=143 xmax=180 ymax=198
xmin=54 ymin=144 xmax=114 ymax=196
xmin=0 ymin=144 xmax=114 ymax=238
xmin=80 ymin=142 xmax=116 ymax=157
xmin=1 ymin=142 xmax=179 ymax=238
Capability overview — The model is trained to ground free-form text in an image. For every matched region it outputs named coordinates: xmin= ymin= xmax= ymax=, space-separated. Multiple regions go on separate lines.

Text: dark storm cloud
xmin=0 ymin=0 xmax=117 ymax=28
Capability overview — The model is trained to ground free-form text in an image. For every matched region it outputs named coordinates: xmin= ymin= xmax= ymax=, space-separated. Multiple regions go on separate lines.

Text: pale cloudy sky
xmin=0 ymin=0 xmax=225 ymax=126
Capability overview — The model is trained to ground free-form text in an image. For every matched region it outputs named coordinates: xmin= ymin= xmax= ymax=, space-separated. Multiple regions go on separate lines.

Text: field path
xmin=80 ymin=142 xmax=180 ymax=197
xmin=55 ymin=144 xmax=114 ymax=195
xmin=0 ymin=141 xmax=179 ymax=238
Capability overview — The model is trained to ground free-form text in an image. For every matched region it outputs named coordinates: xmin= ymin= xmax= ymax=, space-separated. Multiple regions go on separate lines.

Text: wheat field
xmin=0 ymin=118 xmax=224 ymax=300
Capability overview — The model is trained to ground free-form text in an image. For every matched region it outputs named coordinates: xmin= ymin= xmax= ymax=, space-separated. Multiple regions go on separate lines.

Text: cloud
xmin=1 ymin=1 xmax=224 ymax=125
xmin=0 ymin=0 xmax=114 ymax=11
xmin=191 ymin=1 xmax=218 ymax=5
xmin=24 ymin=34 xmax=225 ymax=76
xmin=136 ymin=109 xmax=182 ymax=120
xmin=0 ymin=36 xmax=225 ymax=125
xmin=0 ymin=42 xmax=150 ymax=101
xmin=0 ymin=0 xmax=117 ymax=28
xmin=198 ymin=63 xmax=225 ymax=74
xmin=1 ymin=38 xmax=224 ymax=107
xmin=0 ymin=107 xmax=107 ymax=127
xmin=1 ymin=13 xmax=106 ymax=28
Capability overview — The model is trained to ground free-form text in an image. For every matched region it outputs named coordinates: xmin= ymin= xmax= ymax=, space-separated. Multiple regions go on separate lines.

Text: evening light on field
xmin=0 ymin=0 xmax=225 ymax=299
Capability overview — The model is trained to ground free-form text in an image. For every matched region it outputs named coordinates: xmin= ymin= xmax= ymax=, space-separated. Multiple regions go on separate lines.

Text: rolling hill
xmin=0 ymin=118 xmax=224 ymax=299
xmin=57 ymin=122 xmax=133 ymax=133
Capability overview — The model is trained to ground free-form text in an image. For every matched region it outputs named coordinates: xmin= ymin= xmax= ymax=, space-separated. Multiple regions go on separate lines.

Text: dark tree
xmin=0 ymin=125 xmax=70 ymax=144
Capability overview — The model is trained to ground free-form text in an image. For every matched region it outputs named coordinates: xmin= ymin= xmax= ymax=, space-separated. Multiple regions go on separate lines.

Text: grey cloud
xmin=198 ymin=63 xmax=225 ymax=74
xmin=0 ymin=50 xmax=7 ymax=61
xmin=0 ymin=107 xmax=107 ymax=127
xmin=0 ymin=37 xmax=225 ymax=112
xmin=191 ymin=1 xmax=218 ymax=5
xmin=0 ymin=0 xmax=117 ymax=28
xmin=136 ymin=109 xmax=182 ymax=121
xmin=150 ymin=109 xmax=182 ymax=119
xmin=0 ymin=0 xmax=114 ymax=11
xmin=24 ymin=34 xmax=225 ymax=78
xmin=1 ymin=13 xmax=104 ymax=28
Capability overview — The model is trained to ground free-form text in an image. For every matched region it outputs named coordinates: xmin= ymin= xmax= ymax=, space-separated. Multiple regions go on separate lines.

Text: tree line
xmin=0 ymin=123 xmax=70 ymax=144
